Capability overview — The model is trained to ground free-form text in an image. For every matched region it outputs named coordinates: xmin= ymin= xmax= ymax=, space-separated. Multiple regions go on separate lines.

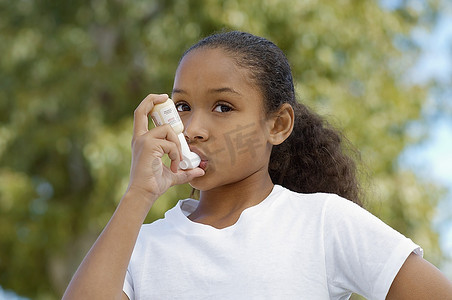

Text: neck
xmin=188 ymin=169 xmax=274 ymax=229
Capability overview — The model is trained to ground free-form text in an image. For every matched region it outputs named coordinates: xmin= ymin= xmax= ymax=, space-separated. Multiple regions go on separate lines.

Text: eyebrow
xmin=172 ymin=87 xmax=241 ymax=95
xmin=172 ymin=88 xmax=187 ymax=95
xmin=208 ymin=87 xmax=241 ymax=95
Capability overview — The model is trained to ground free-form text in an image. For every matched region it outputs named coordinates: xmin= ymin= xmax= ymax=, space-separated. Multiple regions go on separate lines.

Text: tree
xmin=0 ymin=0 xmax=444 ymax=298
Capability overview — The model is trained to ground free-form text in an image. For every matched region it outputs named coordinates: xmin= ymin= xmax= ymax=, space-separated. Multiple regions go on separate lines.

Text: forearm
xmin=62 ymin=190 xmax=156 ymax=300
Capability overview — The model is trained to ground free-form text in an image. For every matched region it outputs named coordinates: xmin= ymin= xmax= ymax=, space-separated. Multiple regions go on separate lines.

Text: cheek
xmin=188 ymin=136 xmax=269 ymax=191
xmin=210 ymin=126 xmax=269 ymax=168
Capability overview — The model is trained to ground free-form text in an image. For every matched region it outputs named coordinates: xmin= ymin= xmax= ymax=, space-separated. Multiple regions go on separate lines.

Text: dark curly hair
xmin=182 ymin=31 xmax=363 ymax=206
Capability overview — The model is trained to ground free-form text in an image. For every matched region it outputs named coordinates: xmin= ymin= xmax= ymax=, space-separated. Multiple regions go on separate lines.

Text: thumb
xmin=172 ymin=168 xmax=205 ymax=186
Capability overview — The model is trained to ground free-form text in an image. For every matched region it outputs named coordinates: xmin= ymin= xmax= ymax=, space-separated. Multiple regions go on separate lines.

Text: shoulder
xmin=134 ymin=200 xmax=188 ymax=242
xmin=277 ymin=186 xmax=409 ymax=244
xmin=283 ymin=187 xmax=375 ymax=225
xmin=270 ymin=186 xmax=362 ymax=231
xmin=274 ymin=185 xmax=358 ymax=216
xmin=128 ymin=202 xmax=185 ymax=264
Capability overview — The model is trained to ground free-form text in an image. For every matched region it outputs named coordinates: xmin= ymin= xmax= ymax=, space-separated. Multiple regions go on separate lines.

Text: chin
xmin=188 ymin=172 xmax=230 ymax=192
xmin=188 ymin=180 xmax=214 ymax=192
xmin=187 ymin=176 xmax=210 ymax=192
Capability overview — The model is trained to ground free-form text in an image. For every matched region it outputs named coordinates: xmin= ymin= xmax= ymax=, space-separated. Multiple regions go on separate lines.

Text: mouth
xmin=198 ymin=160 xmax=208 ymax=171
xmin=189 ymin=147 xmax=208 ymax=171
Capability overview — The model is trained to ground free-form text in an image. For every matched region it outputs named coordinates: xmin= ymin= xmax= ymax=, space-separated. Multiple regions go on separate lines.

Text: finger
xmin=133 ymin=93 xmax=168 ymax=138
xmin=172 ymin=168 xmax=205 ymax=185
xmin=141 ymin=126 xmax=181 ymax=173
xmin=151 ymin=138 xmax=181 ymax=172
xmin=148 ymin=124 xmax=183 ymax=162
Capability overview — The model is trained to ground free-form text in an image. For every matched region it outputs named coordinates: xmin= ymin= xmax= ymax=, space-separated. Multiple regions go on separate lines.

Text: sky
xmin=396 ymin=0 xmax=452 ymax=278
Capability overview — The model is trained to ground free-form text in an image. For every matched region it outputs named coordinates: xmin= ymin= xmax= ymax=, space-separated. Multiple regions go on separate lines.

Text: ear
xmin=267 ymin=103 xmax=294 ymax=145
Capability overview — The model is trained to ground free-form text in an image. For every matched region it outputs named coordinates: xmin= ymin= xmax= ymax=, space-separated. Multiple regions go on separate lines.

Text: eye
xmin=213 ymin=103 xmax=233 ymax=113
xmin=175 ymin=102 xmax=191 ymax=112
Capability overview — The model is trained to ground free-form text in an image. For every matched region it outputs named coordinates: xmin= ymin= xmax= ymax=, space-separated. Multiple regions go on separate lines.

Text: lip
xmin=198 ymin=160 xmax=208 ymax=171
xmin=189 ymin=146 xmax=209 ymax=171
xmin=189 ymin=146 xmax=207 ymax=160
xmin=189 ymin=147 xmax=208 ymax=171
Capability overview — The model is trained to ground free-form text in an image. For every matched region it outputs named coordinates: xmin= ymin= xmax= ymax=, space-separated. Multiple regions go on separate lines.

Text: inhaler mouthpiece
xmin=177 ymin=133 xmax=201 ymax=170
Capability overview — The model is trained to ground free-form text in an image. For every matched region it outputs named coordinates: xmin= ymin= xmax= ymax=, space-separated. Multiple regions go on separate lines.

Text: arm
xmin=387 ymin=253 xmax=452 ymax=299
xmin=62 ymin=94 xmax=204 ymax=299
xmin=62 ymin=189 xmax=155 ymax=300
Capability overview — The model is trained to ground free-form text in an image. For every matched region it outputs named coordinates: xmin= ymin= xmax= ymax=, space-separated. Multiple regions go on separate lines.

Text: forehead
xmin=174 ymin=48 xmax=255 ymax=91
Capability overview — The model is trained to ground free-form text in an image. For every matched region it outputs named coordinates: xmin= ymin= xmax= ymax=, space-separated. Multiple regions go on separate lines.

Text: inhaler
xmin=150 ymin=98 xmax=201 ymax=170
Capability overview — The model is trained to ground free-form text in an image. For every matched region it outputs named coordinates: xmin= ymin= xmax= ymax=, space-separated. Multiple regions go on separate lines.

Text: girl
xmin=63 ymin=31 xmax=452 ymax=299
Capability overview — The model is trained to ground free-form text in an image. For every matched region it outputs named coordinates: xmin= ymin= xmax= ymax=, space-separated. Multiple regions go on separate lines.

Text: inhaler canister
xmin=150 ymin=98 xmax=201 ymax=170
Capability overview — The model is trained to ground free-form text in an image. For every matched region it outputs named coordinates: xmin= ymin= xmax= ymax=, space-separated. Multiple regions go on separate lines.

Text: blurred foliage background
xmin=0 ymin=0 xmax=448 ymax=299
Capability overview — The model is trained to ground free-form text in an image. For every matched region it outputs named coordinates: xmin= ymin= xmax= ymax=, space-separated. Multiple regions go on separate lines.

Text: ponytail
xmin=269 ymin=103 xmax=363 ymax=206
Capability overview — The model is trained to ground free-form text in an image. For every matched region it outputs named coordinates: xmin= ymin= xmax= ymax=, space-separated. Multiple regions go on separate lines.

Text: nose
xmin=183 ymin=111 xmax=209 ymax=142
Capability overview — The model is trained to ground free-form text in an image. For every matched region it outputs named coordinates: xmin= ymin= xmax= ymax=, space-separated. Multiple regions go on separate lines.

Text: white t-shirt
xmin=123 ymin=185 xmax=422 ymax=300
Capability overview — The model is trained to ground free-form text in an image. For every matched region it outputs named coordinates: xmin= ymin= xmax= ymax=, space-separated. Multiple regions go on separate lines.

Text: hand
xmin=126 ymin=94 xmax=205 ymax=203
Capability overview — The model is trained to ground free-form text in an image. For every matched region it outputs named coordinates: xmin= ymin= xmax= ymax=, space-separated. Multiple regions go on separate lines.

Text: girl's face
xmin=172 ymin=48 xmax=273 ymax=191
